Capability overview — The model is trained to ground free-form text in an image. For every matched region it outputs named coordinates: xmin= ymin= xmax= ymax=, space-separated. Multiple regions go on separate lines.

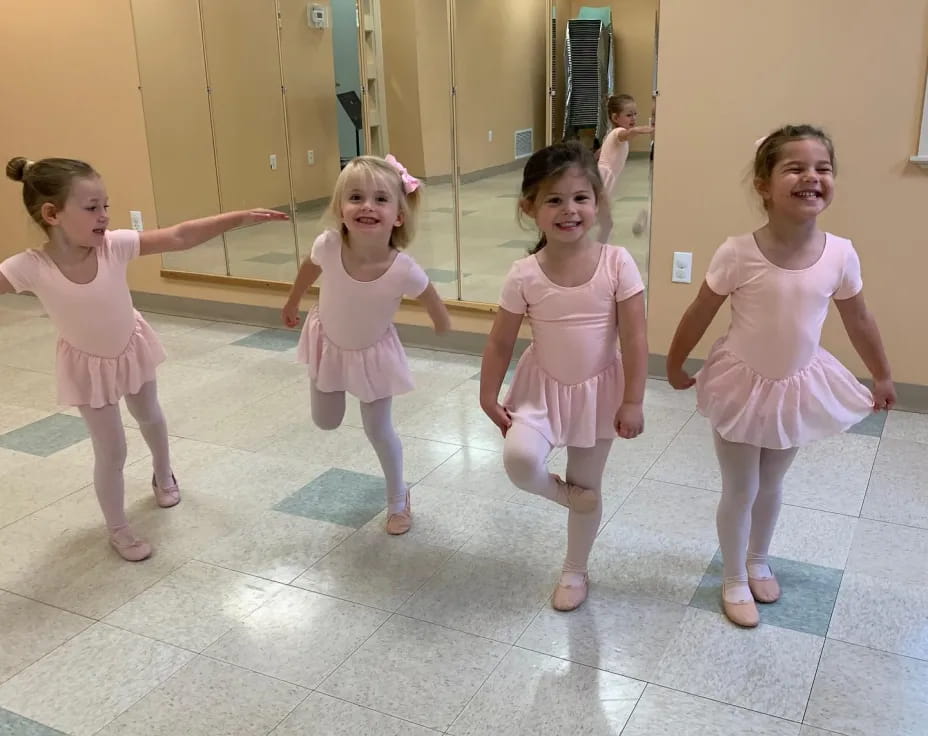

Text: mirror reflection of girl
xmin=282 ymin=156 xmax=450 ymax=536
xmin=0 ymin=156 xmax=288 ymax=561
xmin=481 ymin=142 xmax=648 ymax=612
xmin=597 ymin=94 xmax=654 ymax=242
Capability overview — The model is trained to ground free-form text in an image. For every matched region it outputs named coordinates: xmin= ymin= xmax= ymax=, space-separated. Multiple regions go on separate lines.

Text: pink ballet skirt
xmin=696 ymin=337 xmax=874 ymax=450
xmin=297 ymin=308 xmax=414 ymax=403
xmin=505 ymin=345 xmax=623 ymax=448
xmin=57 ymin=310 xmax=166 ymax=409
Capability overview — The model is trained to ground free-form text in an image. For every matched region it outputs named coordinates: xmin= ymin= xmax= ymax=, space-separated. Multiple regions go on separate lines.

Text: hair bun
xmin=5 ymin=157 xmax=34 ymax=182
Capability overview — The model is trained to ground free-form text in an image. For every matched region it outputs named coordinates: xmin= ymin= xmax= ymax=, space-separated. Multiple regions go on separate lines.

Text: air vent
xmin=514 ymin=128 xmax=534 ymax=159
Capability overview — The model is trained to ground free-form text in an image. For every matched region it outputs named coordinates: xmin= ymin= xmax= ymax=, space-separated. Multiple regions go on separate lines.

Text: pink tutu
xmin=297 ymin=308 xmax=414 ymax=403
xmin=57 ymin=311 xmax=166 ymax=409
xmin=696 ymin=338 xmax=874 ymax=450
xmin=505 ymin=345 xmax=623 ymax=448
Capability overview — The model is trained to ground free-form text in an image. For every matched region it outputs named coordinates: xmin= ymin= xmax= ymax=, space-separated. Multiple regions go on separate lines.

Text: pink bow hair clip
xmin=385 ymin=154 xmax=421 ymax=194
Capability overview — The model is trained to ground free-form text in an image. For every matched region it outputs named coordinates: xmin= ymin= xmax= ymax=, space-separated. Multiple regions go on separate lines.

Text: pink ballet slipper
xmin=109 ymin=526 xmax=152 ymax=562
xmin=552 ymin=573 xmax=589 ymax=611
xmin=749 ymin=570 xmax=781 ymax=603
xmin=553 ymin=475 xmax=598 ymax=513
xmin=152 ymin=474 xmax=181 ymax=508
xmin=721 ymin=580 xmax=759 ymax=628
xmin=386 ymin=490 xmax=411 ymax=535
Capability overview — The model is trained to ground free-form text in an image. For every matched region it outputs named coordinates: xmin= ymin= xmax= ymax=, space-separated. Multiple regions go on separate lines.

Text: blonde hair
xmin=327 ymin=156 xmax=420 ymax=250
xmin=6 ymin=156 xmax=99 ymax=231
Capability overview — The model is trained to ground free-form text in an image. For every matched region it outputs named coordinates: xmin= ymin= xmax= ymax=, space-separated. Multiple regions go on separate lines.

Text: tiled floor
xmin=1 ymin=293 xmax=927 ymax=735
xmin=160 ymin=160 xmax=653 ymax=305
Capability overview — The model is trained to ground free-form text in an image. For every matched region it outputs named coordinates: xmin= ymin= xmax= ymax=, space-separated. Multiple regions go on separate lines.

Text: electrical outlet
xmin=307 ymin=150 xmax=315 ymax=165
xmin=488 ymin=130 xmax=493 ymax=142
xmin=269 ymin=154 xmax=278 ymax=170
xmin=672 ymin=251 xmax=693 ymax=283
xmin=130 ymin=210 xmax=144 ymax=231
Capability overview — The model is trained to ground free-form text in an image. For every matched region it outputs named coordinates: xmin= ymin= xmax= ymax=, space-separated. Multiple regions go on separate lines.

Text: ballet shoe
xmin=152 ymin=474 xmax=181 ymax=508
xmin=552 ymin=573 xmax=589 ymax=612
xmin=553 ymin=475 xmax=598 ymax=513
xmin=749 ymin=571 xmax=781 ymax=603
xmin=386 ymin=490 xmax=412 ymax=535
xmin=721 ymin=582 xmax=759 ymax=628
xmin=110 ymin=526 xmax=152 ymax=562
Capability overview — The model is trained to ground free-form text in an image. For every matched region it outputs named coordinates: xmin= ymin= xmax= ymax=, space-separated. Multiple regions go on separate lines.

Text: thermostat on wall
xmin=308 ymin=4 xmax=327 ymax=28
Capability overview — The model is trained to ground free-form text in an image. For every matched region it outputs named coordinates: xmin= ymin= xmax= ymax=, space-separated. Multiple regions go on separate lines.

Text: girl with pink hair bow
xmin=283 ymin=155 xmax=451 ymax=535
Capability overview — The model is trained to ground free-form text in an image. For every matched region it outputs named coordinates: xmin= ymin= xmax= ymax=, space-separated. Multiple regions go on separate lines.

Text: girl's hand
xmin=668 ymin=366 xmax=696 ymax=390
xmin=872 ymin=378 xmax=896 ymax=411
xmin=615 ymin=402 xmax=644 ymax=439
xmin=240 ymin=208 xmax=290 ymax=225
xmin=481 ymin=401 xmax=512 ymax=437
xmin=281 ymin=301 xmax=300 ymax=328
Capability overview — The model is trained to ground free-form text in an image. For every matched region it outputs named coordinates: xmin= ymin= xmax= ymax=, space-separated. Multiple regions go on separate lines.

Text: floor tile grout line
xmin=823 ymin=633 xmax=928 ymax=664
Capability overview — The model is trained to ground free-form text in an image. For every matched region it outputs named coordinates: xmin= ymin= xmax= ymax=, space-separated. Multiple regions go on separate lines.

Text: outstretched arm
xmin=139 ymin=209 xmax=289 ymax=256
xmin=615 ymin=125 xmax=654 ymax=142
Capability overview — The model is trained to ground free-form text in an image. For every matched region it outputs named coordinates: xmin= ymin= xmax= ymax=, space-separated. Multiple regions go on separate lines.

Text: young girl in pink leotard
xmin=597 ymin=94 xmax=654 ymax=242
xmin=667 ymin=125 xmax=895 ymax=627
xmin=282 ymin=155 xmax=450 ymax=536
xmin=481 ymin=142 xmax=649 ymax=612
xmin=1 ymin=156 xmax=288 ymax=561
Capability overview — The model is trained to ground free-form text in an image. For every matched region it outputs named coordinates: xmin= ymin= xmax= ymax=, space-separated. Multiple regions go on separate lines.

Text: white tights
xmin=310 ymin=382 xmax=407 ymax=513
xmin=78 ymin=380 xmax=173 ymax=532
xmin=503 ymin=422 xmax=613 ymax=577
xmin=713 ymin=432 xmax=798 ymax=602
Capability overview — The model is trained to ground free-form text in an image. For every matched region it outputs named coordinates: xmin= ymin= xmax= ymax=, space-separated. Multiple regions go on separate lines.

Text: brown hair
xmin=518 ymin=141 xmax=605 ymax=254
xmin=607 ymin=94 xmax=636 ymax=123
xmin=327 ymin=156 xmax=421 ymax=250
xmin=753 ymin=124 xmax=836 ymax=183
xmin=6 ymin=156 xmax=99 ymax=231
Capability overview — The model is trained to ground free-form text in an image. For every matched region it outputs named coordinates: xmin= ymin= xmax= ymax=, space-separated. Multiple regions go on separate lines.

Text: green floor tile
xmin=690 ymin=550 xmax=843 ymax=636
xmin=0 ymin=414 xmax=88 ymax=457
xmin=273 ymin=468 xmax=387 ymax=528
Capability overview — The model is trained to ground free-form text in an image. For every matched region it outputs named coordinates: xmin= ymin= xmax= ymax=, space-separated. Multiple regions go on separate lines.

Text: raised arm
xmin=139 ymin=209 xmax=289 ymax=256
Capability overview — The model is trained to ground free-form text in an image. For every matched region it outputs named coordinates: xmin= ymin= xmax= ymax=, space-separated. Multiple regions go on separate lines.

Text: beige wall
xmin=381 ymin=0 xmax=547 ymax=179
xmin=382 ymin=0 xmax=427 ymax=175
xmin=133 ymin=0 xmax=339 ymax=219
xmin=0 ymin=0 xmax=157 ymax=256
xmin=278 ymin=0 xmax=342 ymax=203
xmin=566 ymin=0 xmax=657 ymax=153
xmin=455 ymin=0 xmax=547 ymax=174
xmin=650 ymin=0 xmax=928 ymax=385
xmin=132 ymin=0 xmax=220 ymax=226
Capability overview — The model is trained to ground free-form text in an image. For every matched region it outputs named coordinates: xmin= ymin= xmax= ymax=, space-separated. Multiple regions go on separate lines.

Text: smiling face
xmin=524 ymin=165 xmax=598 ymax=246
xmin=339 ymin=171 xmax=404 ymax=241
xmin=755 ymin=138 xmax=835 ymax=220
